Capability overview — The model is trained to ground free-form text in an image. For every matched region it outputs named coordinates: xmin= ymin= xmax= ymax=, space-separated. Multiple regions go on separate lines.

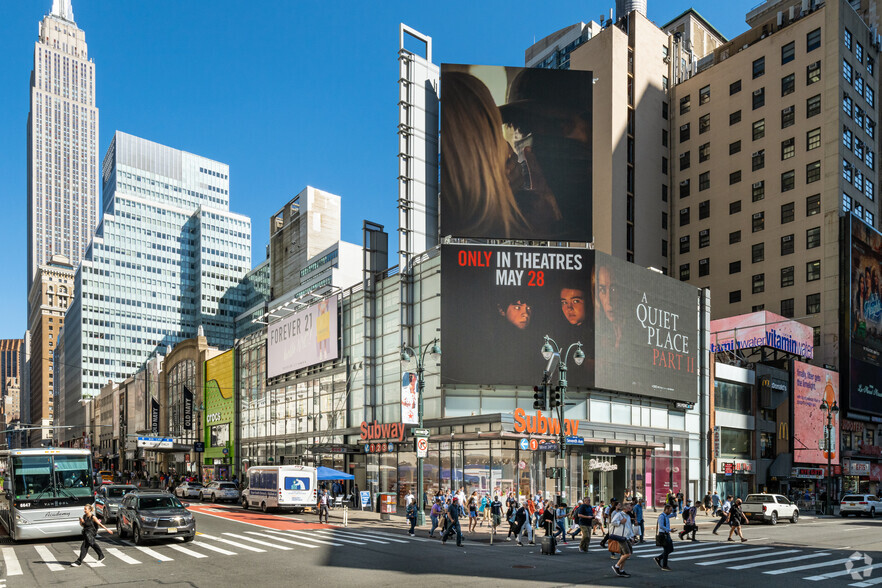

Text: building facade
xmin=0 ymin=340 xmax=23 ymax=402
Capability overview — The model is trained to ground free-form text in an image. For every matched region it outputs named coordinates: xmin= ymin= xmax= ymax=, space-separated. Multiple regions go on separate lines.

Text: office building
xmin=0 ymin=340 xmax=23 ymax=400
xmin=58 ymin=132 xmax=252 ymax=443
xmin=4 ymin=378 xmax=21 ymax=425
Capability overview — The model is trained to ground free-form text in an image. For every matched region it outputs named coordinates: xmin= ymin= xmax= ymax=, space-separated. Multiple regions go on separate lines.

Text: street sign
xmin=517 ymin=460 xmax=527 ymax=470
xmin=137 ymin=437 xmax=173 ymax=449
xmin=360 ymin=491 xmax=371 ymax=508
xmin=537 ymin=441 xmax=558 ymax=451
xmin=519 ymin=438 xmax=529 ymax=451
xmin=193 ymin=442 xmax=205 ymax=453
xmin=411 ymin=428 xmax=429 ymax=437
xmin=364 ymin=442 xmax=396 ymax=454
xmin=529 ymin=439 xmax=539 ymax=451
xmin=415 ymin=437 xmax=428 ymax=458
xmin=222 ymin=448 xmax=229 ymax=455
xmin=565 ymin=436 xmax=584 ymax=445
xmin=724 ymin=462 xmax=735 ymax=476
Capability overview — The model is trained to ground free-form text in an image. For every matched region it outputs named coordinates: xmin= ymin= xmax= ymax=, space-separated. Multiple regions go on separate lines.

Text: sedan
xmin=94 ymin=484 xmax=137 ymax=522
xmin=174 ymin=482 xmax=203 ymax=499
xmin=201 ymin=481 xmax=240 ymax=503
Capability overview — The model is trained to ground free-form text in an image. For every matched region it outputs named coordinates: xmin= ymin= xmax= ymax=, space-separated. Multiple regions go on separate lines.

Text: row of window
xmin=842 ymin=158 xmax=876 ymax=199
xmin=842 ymin=93 xmax=876 ymax=138
xmin=843 ymin=59 xmax=875 ymax=107
xmin=844 ymin=27 xmax=874 ymax=77
xmin=680 ymin=223 xmax=820 ymax=255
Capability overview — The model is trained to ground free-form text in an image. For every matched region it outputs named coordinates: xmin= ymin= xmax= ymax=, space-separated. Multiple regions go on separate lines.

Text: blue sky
xmin=0 ymin=1 xmax=749 ymax=338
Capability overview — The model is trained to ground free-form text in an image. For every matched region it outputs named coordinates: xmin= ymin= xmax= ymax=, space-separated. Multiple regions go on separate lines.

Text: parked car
xmin=741 ymin=493 xmax=800 ymax=525
xmin=93 ymin=484 xmax=137 ymax=522
xmin=116 ymin=489 xmax=196 ymax=545
xmin=840 ymin=494 xmax=882 ymax=518
xmin=174 ymin=481 xmax=203 ymax=499
xmin=201 ymin=481 xmax=240 ymax=503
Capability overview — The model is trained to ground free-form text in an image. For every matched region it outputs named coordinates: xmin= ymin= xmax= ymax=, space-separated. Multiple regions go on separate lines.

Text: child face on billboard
xmin=560 ymin=288 xmax=586 ymax=325
xmin=499 ymin=300 xmax=532 ymax=329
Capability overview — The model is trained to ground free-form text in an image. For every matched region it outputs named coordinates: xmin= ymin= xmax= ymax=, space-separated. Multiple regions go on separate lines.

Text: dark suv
xmin=94 ymin=484 xmax=137 ymax=522
xmin=116 ymin=489 xmax=196 ymax=544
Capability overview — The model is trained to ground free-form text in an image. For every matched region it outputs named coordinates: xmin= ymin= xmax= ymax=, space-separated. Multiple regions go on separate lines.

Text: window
xmin=867 ymin=151 xmax=875 ymax=170
xmin=699 ymin=258 xmax=710 ymax=277
xmin=662 ymin=128 xmax=668 ymax=147
xmin=782 ymin=138 xmax=795 ymax=160
xmin=781 ymin=169 xmax=795 ymax=192
xmin=662 ymin=211 xmax=668 ymax=229
xmin=806 ymin=161 xmax=821 ymax=183
xmin=752 ymin=181 xmax=765 ymax=202
xmin=679 ymin=235 xmax=690 ymax=254
xmin=729 ymin=260 xmax=741 ymax=274
xmin=679 ymin=151 xmax=691 ymax=170
xmin=867 ymin=210 xmax=875 ymax=226
xmin=752 ymin=211 xmax=765 ymax=232
xmin=699 ymin=113 xmax=710 ymax=134
xmin=806 ymin=260 xmax=821 ymax=282
xmin=781 ymin=266 xmax=795 ymax=287
xmin=856 ymin=169 xmax=864 ymax=192
xmin=662 ymin=101 xmax=668 ymax=119
xmin=699 ymin=229 xmax=710 ymax=248
xmin=806 ymin=293 xmax=821 ymax=314
xmin=867 ymin=86 xmax=874 ymax=108
xmin=807 ymin=61 xmax=821 ymax=84
xmin=753 ymin=119 xmax=765 ymax=140
xmin=843 ymin=159 xmax=853 ymax=183
xmin=806 ymin=226 xmax=821 ymax=249
xmin=679 ymin=263 xmax=690 ymax=281
xmin=752 ymin=242 xmax=765 ymax=263
xmin=753 ymin=87 xmax=766 ymax=109
xmin=806 ymin=194 xmax=820 ymax=216
xmin=813 ymin=326 xmax=822 ymax=347
xmin=680 ymin=179 xmax=691 ymax=198
xmin=781 ymin=73 xmax=795 ymax=95
xmin=730 ymin=170 xmax=742 ymax=185
xmin=752 ymin=273 xmax=765 ymax=294
xmin=752 ymin=149 xmax=766 ymax=171
xmin=844 ymin=94 xmax=854 ymax=117
xmin=866 ymin=179 xmax=875 ymax=200
xmin=730 ymin=80 xmax=742 ymax=95
xmin=844 ymin=58 xmax=853 ymax=83
xmin=856 ymin=75 xmax=865 ymax=96
xmin=753 ymin=56 xmax=765 ymax=79
xmin=730 ymin=230 xmax=742 ymax=244
xmin=845 ymin=28 xmax=853 ymax=50
xmin=781 ymin=41 xmax=795 ymax=65
xmin=857 ymin=42 xmax=864 ymax=63
xmin=844 ymin=127 xmax=853 ymax=149
xmin=700 ymin=85 xmax=711 ymax=105
xmin=680 ymin=207 xmax=690 ymax=226
xmin=781 ymin=297 xmax=795 ymax=317
xmin=662 ymin=76 xmax=669 ymax=91
xmin=781 ymin=234 xmax=794 ymax=255
xmin=781 ymin=202 xmax=795 ymax=224
xmin=867 ymin=118 xmax=875 ymax=139
xmin=807 ymin=94 xmax=821 ymax=117
xmin=698 ymin=200 xmax=710 ymax=220
xmin=843 ymin=192 xmax=853 ymax=212
xmin=729 ymin=290 xmax=742 ymax=303
xmin=807 ymin=28 xmax=821 ymax=52
xmin=662 ymin=156 xmax=668 ymax=175
xmin=680 ymin=123 xmax=690 ymax=142
xmin=699 ymin=142 xmax=710 ymax=163
xmin=781 ymin=106 xmax=795 ymax=128
xmin=730 ymin=140 xmax=742 ymax=155
xmin=730 ymin=110 xmax=742 ymax=125
xmin=680 ymin=95 xmax=691 ymax=114
xmin=730 ymin=200 xmax=742 ymax=214
xmin=699 ymin=171 xmax=710 ymax=191
xmin=807 ymin=127 xmax=821 ymax=150
xmin=715 ymin=382 xmax=752 ymax=416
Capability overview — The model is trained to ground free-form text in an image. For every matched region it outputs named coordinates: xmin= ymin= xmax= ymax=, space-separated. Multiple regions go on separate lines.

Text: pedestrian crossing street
xmin=0 ymin=527 xmax=424 ymax=578
xmin=558 ymin=536 xmax=882 ymax=584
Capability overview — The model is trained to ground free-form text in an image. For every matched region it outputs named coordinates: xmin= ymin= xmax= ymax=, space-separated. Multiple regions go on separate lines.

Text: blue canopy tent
xmin=316 ymin=466 xmax=354 ymax=481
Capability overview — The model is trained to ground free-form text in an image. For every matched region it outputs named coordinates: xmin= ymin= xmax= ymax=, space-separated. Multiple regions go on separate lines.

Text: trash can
xmin=540 ymin=536 xmax=557 ymax=555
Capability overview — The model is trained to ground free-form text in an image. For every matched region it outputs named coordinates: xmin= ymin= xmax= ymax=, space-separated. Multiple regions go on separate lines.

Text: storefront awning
xmin=768 ymin=452 xmax=793 ymax=478
xmin=424 ymin=431 xmax=664 ymax=449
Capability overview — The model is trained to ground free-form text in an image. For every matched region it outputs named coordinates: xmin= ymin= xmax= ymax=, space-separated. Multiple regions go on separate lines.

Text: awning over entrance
xmin=768 ymin=452 xmax=793 ymax=478
xmin=316 ymin=466 xmax=354 ymax=481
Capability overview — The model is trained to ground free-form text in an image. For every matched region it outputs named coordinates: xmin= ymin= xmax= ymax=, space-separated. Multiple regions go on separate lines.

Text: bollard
xmin=343 ymin=505 xmax=348 ymax=527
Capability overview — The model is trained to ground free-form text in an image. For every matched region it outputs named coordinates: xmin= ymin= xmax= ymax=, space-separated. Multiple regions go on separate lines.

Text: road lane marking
xmin=696 ymin=549 xmax=801 ymax=566
xmin=2 ymin=547 xmax=22 ymax=576
xmin=267 ymin=530 xmax=343 ymax=546
xmin=135 ymin=546 xmax=174 ymax=562
xmin=198 ymin=533 xmax=265 ymax=552
xmin=805 ymin=562 xmax=882 ymax=581
xmin=167 ymin=544 xmax=208 ymax=559
xmin=765 ymin=556 xmax=863 ymax=575
xmin=221 ymin=532 xmax=294 ymax=550
xmin=244 ymin=531 xmax=329 ymax=548
xmin=105 ymin=547 xmax=140 ymax=564
xmin=313 ymin=530 xmax=388 ymax=544
xmin=191 ymin=542 xmax=236 ymax=556
xmin=33 ymin=545 xmax=64 ymax=571
xmin=671 ymin=546 xmax=772 ymax=561
xmin=638 ymin=544 xmax=736 ymax=558
xmin=73 ymin=551 xmax=105 ymax=568
xmin=308 ymin=531 xmax=367 ymax=545
xmin=851 ymin=575 xmax=882 ymax=587
xmin=337 ymin=530 xmax=410 ymax=543
xmin=728 ymin=551 xmax=830 ymax=570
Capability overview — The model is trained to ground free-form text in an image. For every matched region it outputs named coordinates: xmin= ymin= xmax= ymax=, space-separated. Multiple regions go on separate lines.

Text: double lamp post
xmin=819 ymin=397 xmax=839 ymax=516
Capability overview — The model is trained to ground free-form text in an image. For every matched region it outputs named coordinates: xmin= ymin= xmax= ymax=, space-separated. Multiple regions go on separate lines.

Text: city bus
xmin=242 ymin=465 xmax=317 ymax=513
xmin=0 ymin=448 xmax=94 ymax=541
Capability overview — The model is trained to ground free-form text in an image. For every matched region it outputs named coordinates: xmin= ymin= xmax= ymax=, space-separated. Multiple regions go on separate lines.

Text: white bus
xmin=0 ymin=448 xmax=94 ymax=541
xmin=242 ymin=465 xmax=317 ymax=513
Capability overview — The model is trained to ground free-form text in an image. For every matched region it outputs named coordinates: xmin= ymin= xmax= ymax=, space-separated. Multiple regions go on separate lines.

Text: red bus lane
xmin=186 ymin=503 xmax=332 ymax=531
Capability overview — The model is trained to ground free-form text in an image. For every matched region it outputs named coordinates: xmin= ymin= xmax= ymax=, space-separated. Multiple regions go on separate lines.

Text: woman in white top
xmin=608 ymin=503 xmax=636 ymax=578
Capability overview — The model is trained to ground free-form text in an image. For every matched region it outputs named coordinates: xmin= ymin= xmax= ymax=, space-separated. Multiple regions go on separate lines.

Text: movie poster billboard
xmin=439 ymin=64 xmax=593 ymax=242
xmin=441 ymin=244 xmax=596 ymax=388
xmin=850 ymin=217 xmax=882 ymax=416
xmin=793 ymin=361 xmax=840 ymax=465
xmin=267 ymin=296 xmax=338 ymax=378
xmin=592 ymin=252 xmax=699 ymax=404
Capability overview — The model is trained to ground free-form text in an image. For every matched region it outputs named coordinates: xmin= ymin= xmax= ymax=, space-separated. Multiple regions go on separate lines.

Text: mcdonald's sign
xmin=778 ymin=421 xmax=789 ymax=440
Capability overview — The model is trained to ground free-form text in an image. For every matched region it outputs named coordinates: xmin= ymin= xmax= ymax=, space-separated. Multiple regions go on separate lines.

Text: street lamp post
xmin=819 ymin=398 xmax=839 ymax=516
xmin=541 ymin=335 xmax=585 ymax=505
xmin=401 ymin=337 xmax=441 ymax=527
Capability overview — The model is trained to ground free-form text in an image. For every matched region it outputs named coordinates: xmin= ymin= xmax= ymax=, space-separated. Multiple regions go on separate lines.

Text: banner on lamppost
xmin=401 ymin=372 xmax=419 ymax=425
xmin=183 ymin=386 xmax=194 ymax=431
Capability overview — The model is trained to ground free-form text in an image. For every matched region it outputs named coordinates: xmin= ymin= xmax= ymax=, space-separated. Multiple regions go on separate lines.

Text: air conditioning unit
xmin=752 ymin=182 xmax=763 ymax=189
xmin=753 ymin=89 xmax=763 ymax=95
xmin=680 ymin=180 xmax=689 ymax=186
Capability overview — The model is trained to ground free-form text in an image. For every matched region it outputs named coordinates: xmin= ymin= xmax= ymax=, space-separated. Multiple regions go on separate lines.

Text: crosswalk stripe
xmin=670 ymin=546 xmax=773 ymax=562
xmin=198 ymin=533 xmax=266 ymax=552
xmin=222 ymin=532 xmax=295 ymax=550
xmin=313 ymin=530 xmax=388 ymax=544
xmin=192 ymin=542 xmax=236 ymax=556
xmin=243 ymin=531 xmax=323 ymax=548
xmin=638 ymin=544 xmax=736 ymax=558
xmin=851 ymin=575 xmax=882 ymax=587
xmin=334 ymin=530 xmax=408 ymax=543
xmin=805 ymin=562 xmax=882 ymax=581
xmin=106 ymin=547 xmax=140 ymax=564
xmin=309 ymin=531 xmax=368 ymax=545
xmin=73 ymin=550 xmax=105 ymax=568
xmin=135 ymin=546 xmax=174 ymax=562
xmin=696 ymin=549 xmax=801 ymax=566
xmin=167 ymin=544 xmax=208 ymax=559
xmin=270 ymin=530 xmax=344 ymax=546
xmin=2 ymin=547 xmax=23 ymax=576
xmin=728 ymin=552 xmax=830 ymax=570
xmin=33 ymin=545 xmax=64 ymax=571
xmin=765 ymin=556 xmax=863 ymax=575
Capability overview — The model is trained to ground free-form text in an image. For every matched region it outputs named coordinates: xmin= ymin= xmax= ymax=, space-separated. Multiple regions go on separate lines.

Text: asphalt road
xmin=2 ymin=505 xmax=881 ymax=587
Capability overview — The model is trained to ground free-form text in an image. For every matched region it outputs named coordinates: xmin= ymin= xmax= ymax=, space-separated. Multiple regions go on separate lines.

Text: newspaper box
xmin=379 ymin=493 xmax=397 ymax=520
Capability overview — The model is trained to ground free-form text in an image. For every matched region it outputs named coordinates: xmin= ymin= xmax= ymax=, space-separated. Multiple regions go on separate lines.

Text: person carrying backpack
xmin=406 ymin=499 xmax=418 ymax=536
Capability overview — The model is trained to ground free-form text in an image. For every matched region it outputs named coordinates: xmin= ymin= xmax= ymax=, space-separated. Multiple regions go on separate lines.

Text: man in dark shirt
xmin=490 ymin=495 xmax=503 ymax=534
xmin=441 ymin=496 xmax=463 ymax=547
xmin=576 ymin=499 xmax=595 ymax=552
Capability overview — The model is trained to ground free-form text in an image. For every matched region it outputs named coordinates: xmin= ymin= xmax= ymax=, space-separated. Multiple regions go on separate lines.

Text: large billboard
xmin=793 ymin=361 xmax=840 ymax=465
xmin=204 ymin=349 xmax=235 ymax=473
xmin=267 ymin=296 xmax=338 ymax=378
xmin=710 ymin=311 xmax=813 ymax=358
xmin=850 ymin=217 xmax=882 ymax=416
xmin=439 ymin=64 xmax=593 ymax=242
xmin=440 ymin=245 xmax=700 ymax=403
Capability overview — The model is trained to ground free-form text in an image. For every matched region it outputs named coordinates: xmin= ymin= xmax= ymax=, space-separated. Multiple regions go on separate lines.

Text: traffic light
xmin=549 ymin=385 xmax=562 ymax=408
xmin=533 ymin=383 xmax=547 ymax=410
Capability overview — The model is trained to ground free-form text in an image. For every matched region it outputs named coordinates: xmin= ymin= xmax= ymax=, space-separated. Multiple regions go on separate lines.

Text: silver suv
xmin=116 ymin=490 xmax=196 ymax=544
xmin=94 ymin=484 xmax=137 ymax=522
